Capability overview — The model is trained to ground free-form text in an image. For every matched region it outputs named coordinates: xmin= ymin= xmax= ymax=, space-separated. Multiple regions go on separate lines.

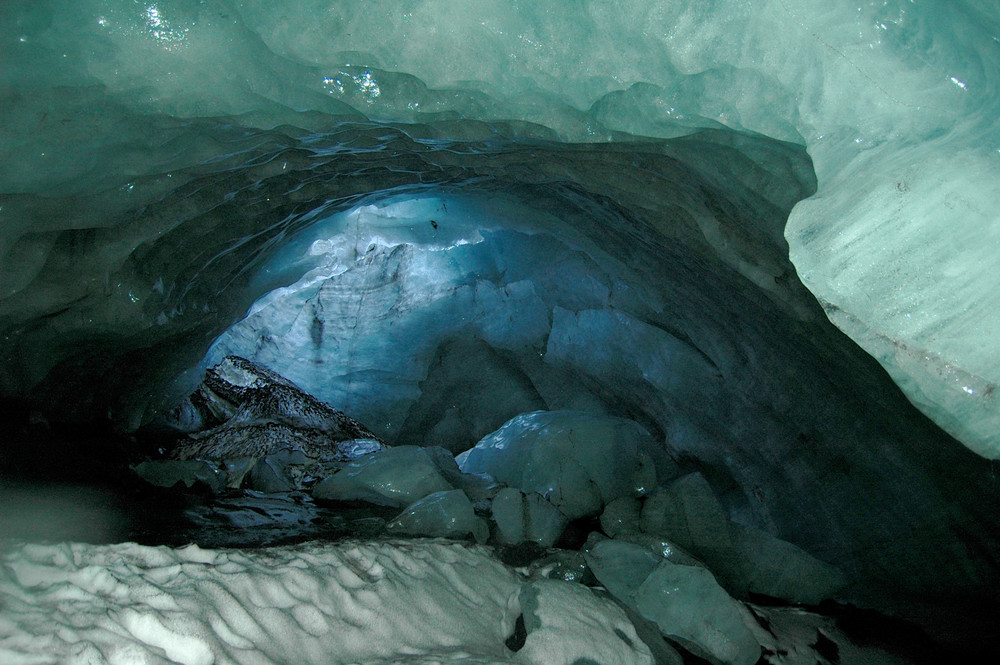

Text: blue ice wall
xmin=2 ymin=1 xmax=1000 ymax=642
xmin=3 ymin=0 xmax=999 ymax=457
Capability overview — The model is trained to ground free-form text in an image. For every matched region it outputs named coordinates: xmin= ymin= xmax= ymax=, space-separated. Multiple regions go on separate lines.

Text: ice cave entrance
xmin=194 ymin=190 xmax=619 ymax=453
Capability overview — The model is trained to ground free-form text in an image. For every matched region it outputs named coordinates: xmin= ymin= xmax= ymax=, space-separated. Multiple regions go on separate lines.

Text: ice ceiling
xmin=2 ymin=0 xmax=1000 ymax=651
xmin=3 ymin=0 xmax=999 ymax=457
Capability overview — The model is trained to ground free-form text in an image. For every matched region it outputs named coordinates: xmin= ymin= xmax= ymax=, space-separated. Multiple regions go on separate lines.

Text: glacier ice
xmin=584 ymin=539 xmax=761 ymax=665
xmin=2 ymin=0 xmax=1000 ymax=658
xmin=386 ymin=489 xmax=489 ymax=543
xmin=459 ymin=411 xmax=666 ymax=520
xmin=634 ymin=564 xmax=761 ymax=665
xmin=312 ymin=445 xmax=454 ymax=507
xmin=2 ymin=0 xmax=1000 ymax=460
xmin=490 ymin=487 xmax=569 ymax=548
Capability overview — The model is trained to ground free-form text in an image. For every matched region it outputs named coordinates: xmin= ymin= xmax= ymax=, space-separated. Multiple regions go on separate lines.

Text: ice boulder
xmin=585 ymin=539 xmax=759 ymax=665
xmin=133 ymin=459 xmax=227 ymax=494
xmin=490 ymin=488 xmax=569 ymax=547
xmin=420 ymin=445 xmax=502 ymax=504
xmin=640 ymin=473 xmax=735 ymax=559
xmin=727 ymin=523 xmax=846 ymax=605
xmin=520 ymin=550 xmax=591 ymax=585
xmin=600 ymin=496 xmax=643 ymax=537
xmin=639 ymin=472 xmax=845 ymax=603
xmin=611 ymin=533 xmax=705 ymax=569
xmin=635 ymin=564 xmax=761 ymax=665
xmin=247 ymin=449 xmax=308 ymax=492
xmin=459 ymin=410 xmax=669 ymax=519
xmin=386 ymin=489 xmax=489 ymax=543
xmin=313 ymin=446 xmax=454 ymax=507
xmin=584 ymin=539 xmax=663 ymax=602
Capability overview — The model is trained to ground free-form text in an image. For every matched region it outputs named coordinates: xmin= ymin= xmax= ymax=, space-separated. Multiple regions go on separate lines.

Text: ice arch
xmin=2 ymin=0 xmax=998 ymax=457
xmin=1 ymin=0 xmax=1000 ymax=657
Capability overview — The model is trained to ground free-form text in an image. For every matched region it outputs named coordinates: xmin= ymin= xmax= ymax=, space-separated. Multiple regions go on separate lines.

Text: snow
xmin=0 ymin=538 xmax=653 ymax=665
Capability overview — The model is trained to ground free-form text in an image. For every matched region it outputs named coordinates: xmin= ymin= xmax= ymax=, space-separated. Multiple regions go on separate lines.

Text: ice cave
xmin=2 ymin=1 xmax=999 ymax=664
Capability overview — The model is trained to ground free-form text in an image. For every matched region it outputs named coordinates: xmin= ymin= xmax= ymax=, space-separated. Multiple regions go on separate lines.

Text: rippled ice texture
xmin=0 ymin=538 xmax=652 ymax=665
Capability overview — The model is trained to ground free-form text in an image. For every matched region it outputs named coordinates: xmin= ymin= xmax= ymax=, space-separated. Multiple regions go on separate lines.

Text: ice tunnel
xmin=2 ymin=1 xmax=1000 ymax=664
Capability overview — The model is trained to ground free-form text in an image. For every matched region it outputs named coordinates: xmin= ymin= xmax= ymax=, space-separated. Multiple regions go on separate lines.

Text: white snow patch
xmin=0 ymin=538 xmax=653 ymax=665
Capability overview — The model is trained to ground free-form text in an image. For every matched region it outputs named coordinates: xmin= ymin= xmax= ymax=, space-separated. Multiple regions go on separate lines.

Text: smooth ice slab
xmin=459 ymin=410 xmax=665 ymax=519
xmin=312 ymin=445 xmax=453 ymax=507
xmin=386 ymin=489 xmax=489 ymax=543
xmin=133 ymin=459 xmax=227 ymax=493
xmin=490 ymin=488 xmax=569 ymax=547
xmin=635 ymin=563 xmax=761 ymax=665
xmin=585 ymin=539 xmax=760 ymax=665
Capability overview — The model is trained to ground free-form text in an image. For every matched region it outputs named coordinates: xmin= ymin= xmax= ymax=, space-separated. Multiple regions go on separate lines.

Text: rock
xmin=169 ymin=355 xmax=382 ymax=440
xmin=148 ymin=356 xmax=386 ymax=492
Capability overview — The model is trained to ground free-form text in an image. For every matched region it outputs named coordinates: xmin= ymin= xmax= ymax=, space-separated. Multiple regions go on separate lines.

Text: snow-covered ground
xmin=0 ymin=538 xmax=652 ymax=665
